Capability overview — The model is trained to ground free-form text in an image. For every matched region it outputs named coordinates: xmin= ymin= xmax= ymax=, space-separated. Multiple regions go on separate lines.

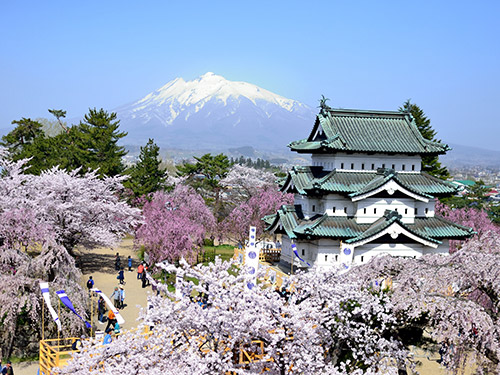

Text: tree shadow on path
xmin=79 ymin=252 xmax=118 ymax=274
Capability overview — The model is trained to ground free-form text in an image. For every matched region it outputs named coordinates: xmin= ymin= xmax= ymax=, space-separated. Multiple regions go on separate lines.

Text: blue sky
xmin=1 ymin=1 xmax=499 ymax=150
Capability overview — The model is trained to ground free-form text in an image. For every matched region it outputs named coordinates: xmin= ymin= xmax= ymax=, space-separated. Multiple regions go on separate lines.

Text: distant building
xmin=265 ymin=107 xmax=474 ymax=270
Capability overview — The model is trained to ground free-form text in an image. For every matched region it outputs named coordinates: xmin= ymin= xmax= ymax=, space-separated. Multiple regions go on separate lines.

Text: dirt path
xmin=17 ymin=237 xmax=149 ymax=375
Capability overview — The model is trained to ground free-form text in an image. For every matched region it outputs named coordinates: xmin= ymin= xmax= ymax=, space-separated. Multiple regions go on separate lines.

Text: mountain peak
xmin=115 ymin=73 xmax=315 ymax=149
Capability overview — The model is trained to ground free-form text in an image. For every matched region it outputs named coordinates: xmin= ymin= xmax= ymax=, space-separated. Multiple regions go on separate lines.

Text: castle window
xmin=374 ymin=208 xmax=377 ymax=214
xmin=335 ymin=255 xmax=338 ymax=261
xmin=363 ymin=208 xmax=367 ymax=214
xmin=402 ymin=164 xmax=406 ymax=171
xmin=312 ymin=205 xmax=316 ymax=212
xmin=371 ymin=163 xmax=375 ymax=169
xmin=332 ymin=207 xmax=336 ymax=213
xmin=361 ymin=256 xmax=364 ymax=263
xmin=325 ymin=255 xmax=328 ymax=262
xmin=415 ymin=208 xmax=418 ymax=215
xmin=405 ymin=208 xmax=408 ymax=214
xmin=382 ymin=164 xmax=385 ymax=168
xmin=361 ymin=163 xmax=365 ymax=170
xmin=351 ymin=163 xmax=354 ymax=169
xmin=341 ymin=162 xmax=344 ymax=169
xmin=412 ymin=164 xmax=415 ymax=171
xmin=301 ymin=249 xmax=305 ymax=256
xmin=425 ymin=208 xmax=429 ymax=214
xmin=344 ymin=207 xmax=347 ymax=214
xmin=392 ymin=164 xmax=395 ymax=169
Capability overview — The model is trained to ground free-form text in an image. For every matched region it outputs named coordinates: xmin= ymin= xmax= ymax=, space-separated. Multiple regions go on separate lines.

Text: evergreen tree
xmin=124 ymin=139 xmax=165 ymax=198
xmin=1 ymin=118 xmax=44 ymax=156
xmin=76 ymin=108 xmax=127 ymax=176
xmin=400 ymin=100 xmax=450 ymax=179
xmin=177 ymin=153 xmax=231 ymax=219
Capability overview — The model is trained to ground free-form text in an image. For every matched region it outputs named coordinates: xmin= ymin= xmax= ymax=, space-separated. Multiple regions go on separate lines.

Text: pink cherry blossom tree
xmin=0 ymin=151 xmax=141 ymax=357
xmin=219 ymin=185 xmax=293 ymax=243
xmin=436 ymin=200 xmax=500 ymax=252
xmin=221 ymin=185 xmax=293 ymax=244
xmin=135 ymin=185 xmax=216 ymax=264
xmin=59 ymin=258 xmax=409 ymax=374
xmin=220 ymin=164 xmax=277 ymax=206
xmin=350 ymin=231 xmax=500 ymax=373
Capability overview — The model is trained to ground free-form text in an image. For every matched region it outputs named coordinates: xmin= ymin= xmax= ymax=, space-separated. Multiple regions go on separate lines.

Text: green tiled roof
xmin=281 ymin=167 xmax=460 ymax=198
xmin=265 ymin=206 xmax=474 ymax=243
xmin=412 ymin=216 xmax=476 ymax=239
xmin=344 ymin=211 xmax=440 ymax=245
xmin=289 ymin=109 xmax=450 ymax=155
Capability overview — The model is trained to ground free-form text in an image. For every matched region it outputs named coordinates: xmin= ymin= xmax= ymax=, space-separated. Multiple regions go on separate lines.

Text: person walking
xmin=117 ymin=268 xmax=125 ymax=285
xmin=141 ymin=267 xmax=148 ymax=288
xmin=115 ymin=253 xmax=121 ymax=271
xmin=137 ymin=262 xmax=144 ymax=280
xmin=4 ymin=361 xmax=13 ymax=375
xmin=105 ymin=310 xmax=117 ymax=332
xmin=86 ymin=276 xmax=94 ymax=293
xmin=97 ymin=296 xmax=105 ymax=322
xmin=119 ymin=286 xmax=125 ymax=309
xmin=110 ymin=287 xmax=120 ymax=309
xmin=127 ymin=256 xmax=132 ymax=272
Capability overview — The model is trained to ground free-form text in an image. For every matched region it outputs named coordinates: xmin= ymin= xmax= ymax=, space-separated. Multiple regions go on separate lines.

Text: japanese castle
xmin=265 ymin=104 xmax=474 ymax=270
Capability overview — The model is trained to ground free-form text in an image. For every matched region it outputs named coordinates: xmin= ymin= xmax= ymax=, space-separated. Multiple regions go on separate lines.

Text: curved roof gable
xmin=280 ymin=167 xmax=460 ymax=198
xmin=289 ymin=109 xmax=450 ymax=155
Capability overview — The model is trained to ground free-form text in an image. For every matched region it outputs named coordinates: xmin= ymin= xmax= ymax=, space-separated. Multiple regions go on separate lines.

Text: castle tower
xmin=264 ymin=106 xmax=474 ymax=270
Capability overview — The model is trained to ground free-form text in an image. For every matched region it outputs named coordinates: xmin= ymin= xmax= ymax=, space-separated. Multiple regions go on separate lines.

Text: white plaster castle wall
xmin=280 ymin=236 xmax=293 ymax=263
xmin=415 ymin=200 xmax=436 ymax=217
xmin=423 ymin=240 xmax=449 ymax=255
xmin=355 ymin=198 xmax=417 ymax=224
xmin=295 ymin=195 xmax=324 ymax=219
xmin=280 ymin=237 xmax=449 ymax=270
xmin=323 ymin=194 xmax=355 ymax=216
xmin=311 ymin=153 xmax=422 ymax=172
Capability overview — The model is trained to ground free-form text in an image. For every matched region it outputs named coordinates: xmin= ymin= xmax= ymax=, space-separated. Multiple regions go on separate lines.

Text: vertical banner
xmin=56 ymin=290 xmax=92 ymax=329
xmin=291 ymin=243 xmax=311 ymax=267
xmin=339 ymin=241 xmax=355 ymax=270
xmin=91 ymin=288 xmax=125 ymax=325
xmin=245 ymin=226 xmax=260 ymax=290
xmin=39 ymin=282 xmax=61 ymax=331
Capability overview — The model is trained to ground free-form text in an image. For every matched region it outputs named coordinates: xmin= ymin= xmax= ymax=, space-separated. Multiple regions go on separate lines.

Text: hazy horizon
xmin=1 ymin=1 xmax=499 ymax=151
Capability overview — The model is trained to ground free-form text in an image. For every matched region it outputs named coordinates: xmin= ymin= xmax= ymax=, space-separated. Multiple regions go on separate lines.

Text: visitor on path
xmin=117 ymin=268 xmax=125 ymax=285
xmin=127 ymin=256 xmax=132 ymax=271
xmin=86 ymin=276 xmax=94 ymax=293
xmin=105 ymin=310 xmax=117 ymax=332
xmin=119 ymin=285 xmax=125 ymax=309
xmin=97 ymin=296 xmax=106 ymax=322
xmin=0 ymin=359 xmax=5 ymax=374
xmin=114 ymin=321 xmax=121 ymax=334
xmin=115 ymin=252 xmax=121 ymax=271
xmin=110 ymin=287 xmax=121 ymax=309
xmin=137 ymin=263 xmax=144 ymax=280
xmin=141 ymin=267 xmax=149 ymax=288
xmin=3 ymin=361 xmax=13 ymax=375
xmin=103 ymin=328 xmax=113 ymax=345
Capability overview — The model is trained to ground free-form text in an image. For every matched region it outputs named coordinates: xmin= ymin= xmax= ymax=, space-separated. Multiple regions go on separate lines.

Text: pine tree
xmin=76 ymin=108 xmax=127 ymax=176
xmin=124 ymin=139 xmax=165 ymax=198
xmin=400 ymin=100 xmax=450 ymax=179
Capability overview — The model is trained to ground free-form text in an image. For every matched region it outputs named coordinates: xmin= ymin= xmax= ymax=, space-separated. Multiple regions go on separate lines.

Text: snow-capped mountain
xmin=115 ymin=72 xmax=315 ymax=150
